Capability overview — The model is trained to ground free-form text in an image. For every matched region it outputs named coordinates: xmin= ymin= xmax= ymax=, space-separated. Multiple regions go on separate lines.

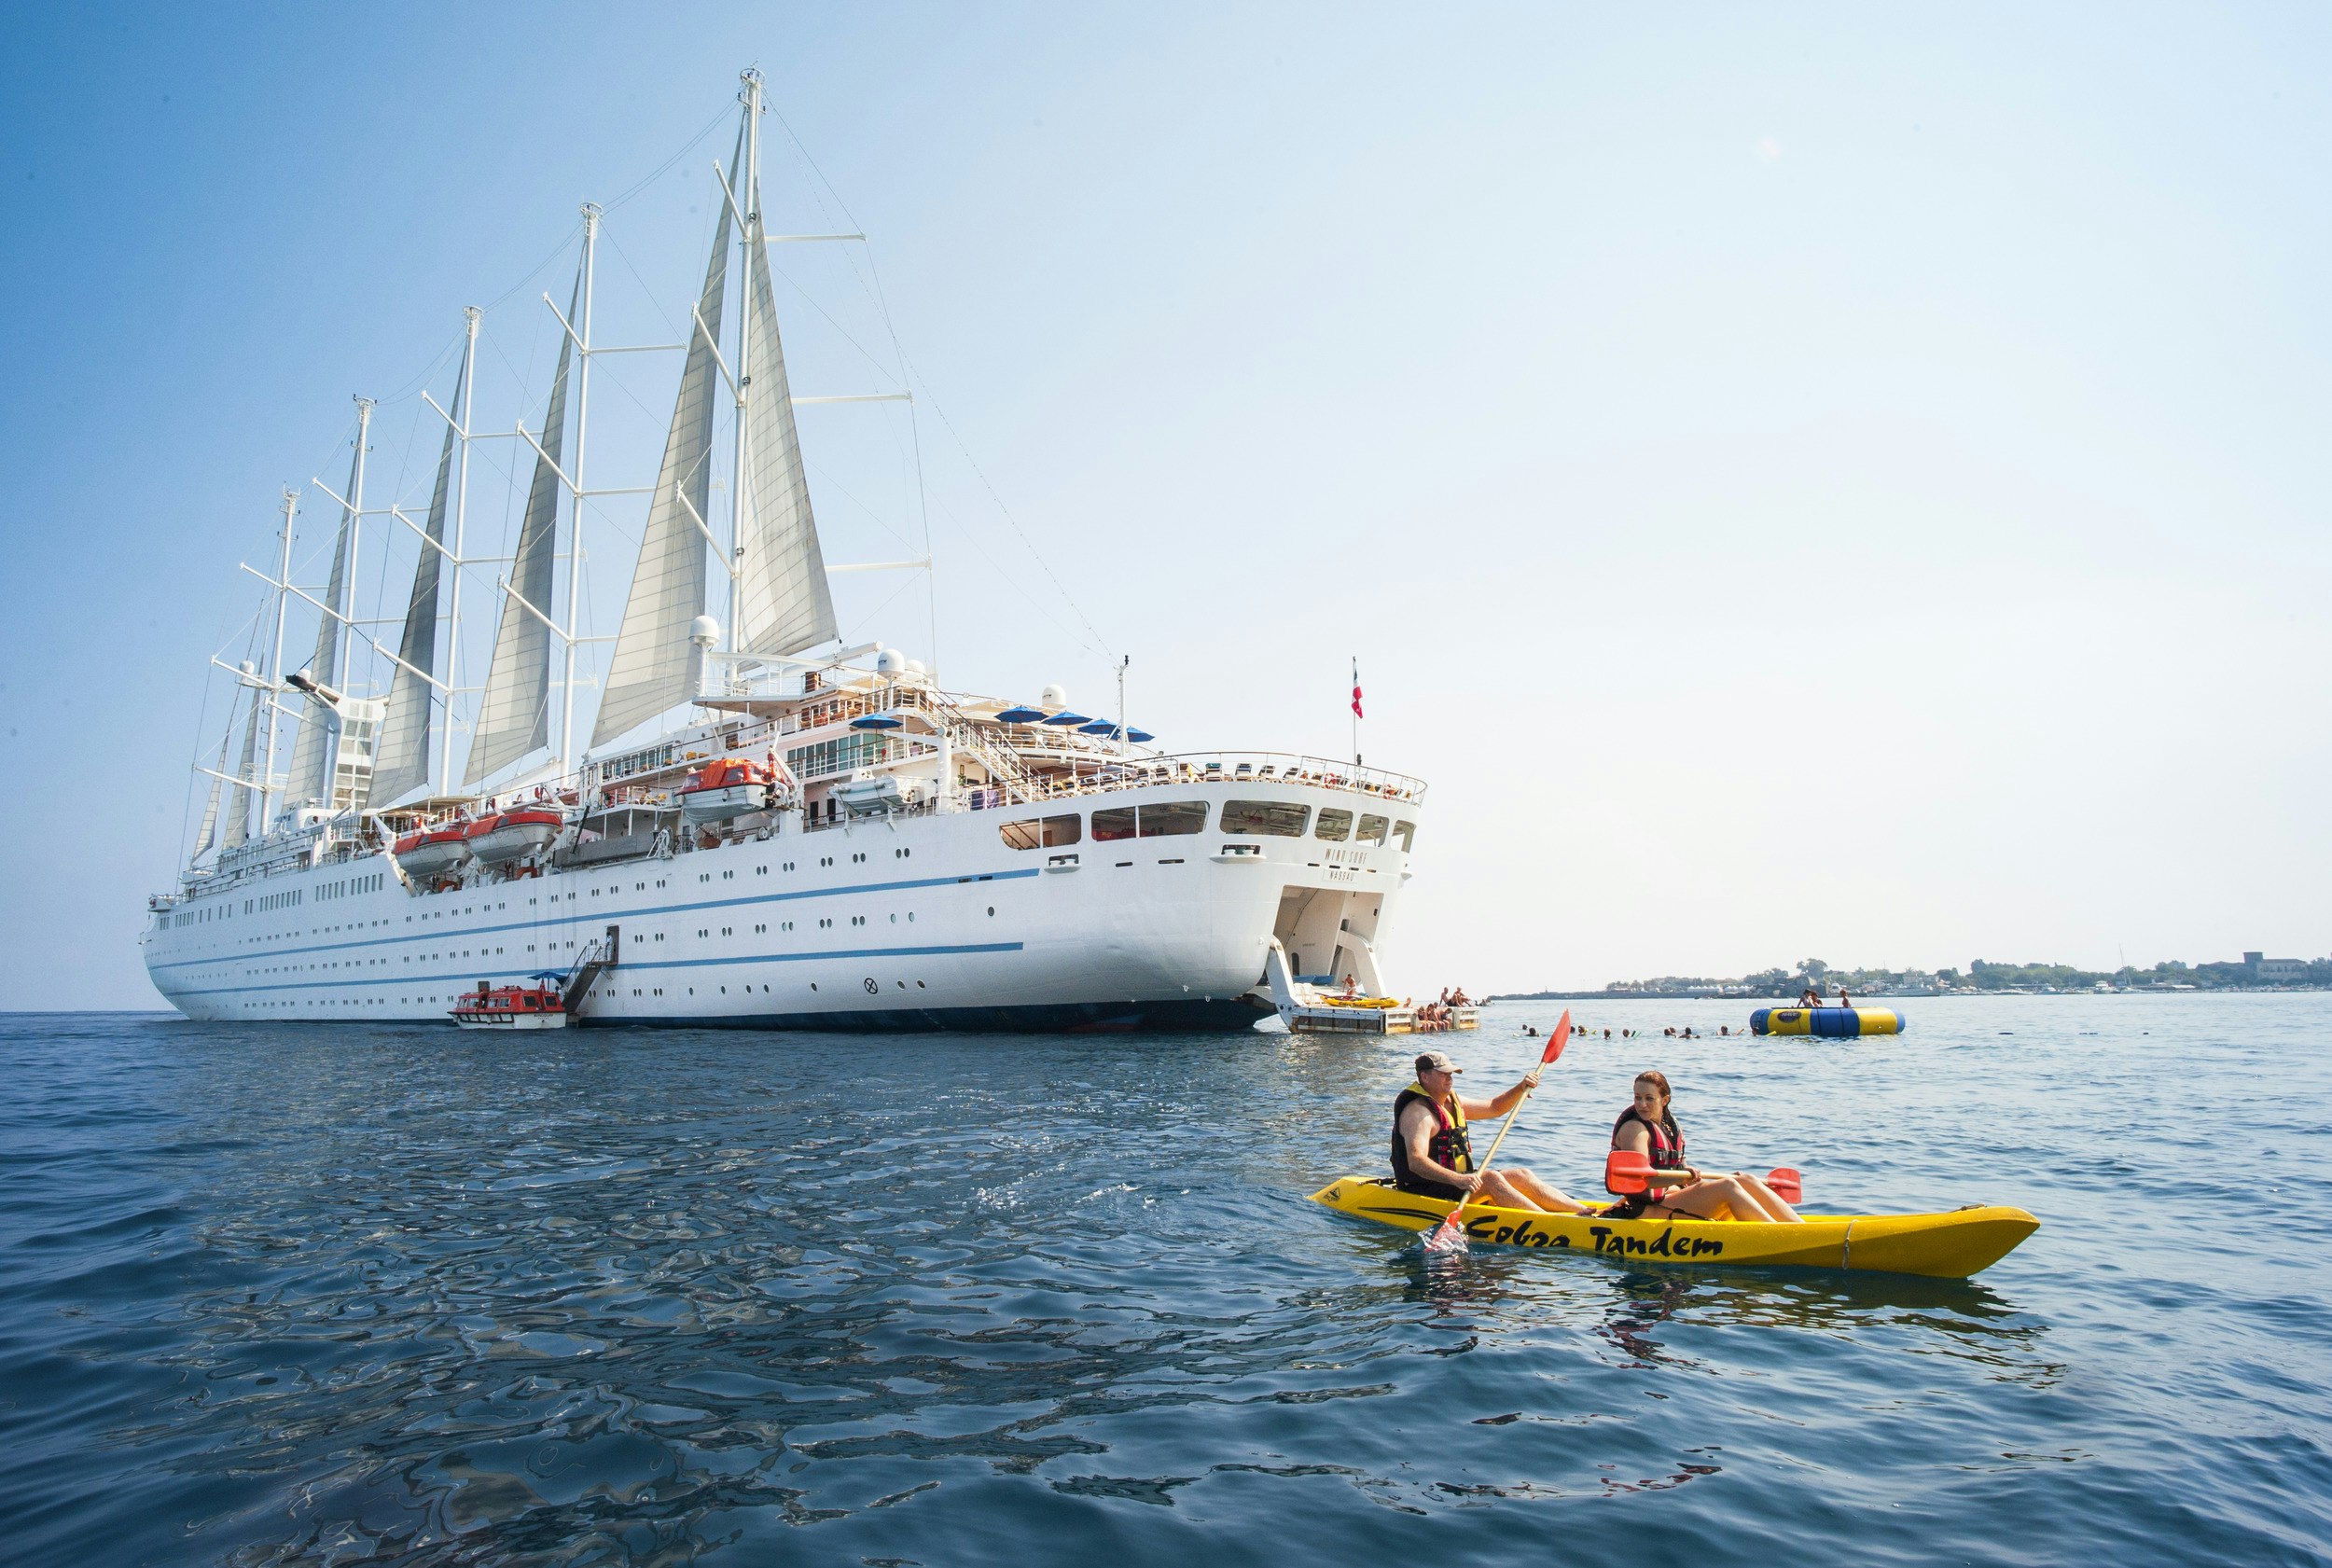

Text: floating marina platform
xmin=1261 ymin=943 xmax=1476 ymax=1034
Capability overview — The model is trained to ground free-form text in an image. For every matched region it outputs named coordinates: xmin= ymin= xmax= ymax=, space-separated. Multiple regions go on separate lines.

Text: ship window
xmin=1314 ymin=809 xmax=1353 ymax=842
xmin=1000 ymin=814 xmax=1080 ymax=851
xmin=1091 ymin=807 xmax=1135 ymax=841
xmin=1356 ymin=813 xmax=1389 ymax=846
xmin=1139 ymin=801 xmax=1207 ymax=838
xmin=1393 ymin=820 xmax=1416 ymax=852
xmin=1220 ymin=800 xmax=1308 ymax=837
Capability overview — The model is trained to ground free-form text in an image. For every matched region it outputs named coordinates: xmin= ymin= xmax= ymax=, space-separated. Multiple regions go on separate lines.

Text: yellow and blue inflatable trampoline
xmin=1751 ymin=1006 xmax=1904 ymax=1038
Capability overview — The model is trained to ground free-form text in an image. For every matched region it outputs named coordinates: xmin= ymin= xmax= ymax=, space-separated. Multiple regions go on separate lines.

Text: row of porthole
xmin=204 ymin=889 xmax=1003 ymax=979
xmin=614 ymin=977 xmax=939 ymax=999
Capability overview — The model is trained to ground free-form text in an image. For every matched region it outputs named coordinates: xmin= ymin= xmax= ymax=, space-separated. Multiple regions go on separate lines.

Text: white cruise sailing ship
xmin=144 ymin=71 xmax=1426 ymax=1032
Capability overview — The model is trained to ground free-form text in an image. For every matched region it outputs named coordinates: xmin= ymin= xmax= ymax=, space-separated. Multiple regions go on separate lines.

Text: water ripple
xmin=0 ymin=999 xmax=2326 ymax=1563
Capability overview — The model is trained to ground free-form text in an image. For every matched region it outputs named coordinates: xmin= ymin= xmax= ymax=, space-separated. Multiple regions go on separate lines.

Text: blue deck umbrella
xmin=1125 ymin=728 xmax=1155 ymax=743
xmin=850 ymin=714 xmax=904 ymax=730
xmin=1041 ymin=712 xmax=1090 ymax=726
xmin=995 ymin=705 xmax=1048 ymax=724
xmin=1077 ymin=720 xmax=1119 ymax=736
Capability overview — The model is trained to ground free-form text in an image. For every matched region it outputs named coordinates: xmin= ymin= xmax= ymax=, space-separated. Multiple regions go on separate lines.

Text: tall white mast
xmin=261 ymin=488 xmax=297 ymax=831
xmin=558 ymin=203 xmax=599 ymax=771
xmin=439 ymin=306 xmax=479 ymax=798
xmin=725 ymin=68 xmax=762 ymax=662
xmin=342 ymin=396 xmax=373 ymax=691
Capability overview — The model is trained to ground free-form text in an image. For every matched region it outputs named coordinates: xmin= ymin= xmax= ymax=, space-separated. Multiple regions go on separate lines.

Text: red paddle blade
xmin=1423 ymin=1206 xmax=1469 ymax=1253
xmin=1766 ymin=1167 xmax=1803 ymax=1205
xmin=1542 ymin=1010 xmax=1573 ymax=1064
xmin=1604 ymin=1149 xmax=1652 ymax=1195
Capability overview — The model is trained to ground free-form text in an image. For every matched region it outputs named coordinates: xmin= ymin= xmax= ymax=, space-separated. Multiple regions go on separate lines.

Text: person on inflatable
xmin=1606 ymin=1070 xmax=1803 ymax=1223
xmin=1392 ymin=1050 xmax=1593 ymax=1214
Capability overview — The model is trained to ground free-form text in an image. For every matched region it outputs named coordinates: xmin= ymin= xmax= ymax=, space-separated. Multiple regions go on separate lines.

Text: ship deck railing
xmin=998 ymin=752 xmax=1425 ymax=807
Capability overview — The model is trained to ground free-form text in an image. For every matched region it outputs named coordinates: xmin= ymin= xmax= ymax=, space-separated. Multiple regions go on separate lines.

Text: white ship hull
xmin=145 ymin=778 xmax=1416 ymax=1032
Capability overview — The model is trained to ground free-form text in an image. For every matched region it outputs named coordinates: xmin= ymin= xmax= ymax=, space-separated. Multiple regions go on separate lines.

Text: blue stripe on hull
xmin=590 ymin=997 xmax=1268 ymax=1034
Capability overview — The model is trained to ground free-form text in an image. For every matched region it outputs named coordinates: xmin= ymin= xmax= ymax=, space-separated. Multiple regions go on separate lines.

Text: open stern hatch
xmin=145 ymin=72 xmax=1436 ymax=1032
xmin=1257 ymin=879 xmax=1474 ymax=1034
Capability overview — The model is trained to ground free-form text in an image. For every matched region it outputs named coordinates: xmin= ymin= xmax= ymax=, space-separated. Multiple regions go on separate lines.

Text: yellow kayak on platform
xmin=1309 ymin=1177 xmax=2038 ymax=1279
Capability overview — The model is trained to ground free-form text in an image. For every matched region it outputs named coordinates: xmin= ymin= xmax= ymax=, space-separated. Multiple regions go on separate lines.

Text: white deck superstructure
xmin=145 ymin=72 xmax=1428 ymax=1033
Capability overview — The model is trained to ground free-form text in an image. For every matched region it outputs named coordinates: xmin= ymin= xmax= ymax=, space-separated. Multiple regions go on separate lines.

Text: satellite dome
xmin=1040 ymin=684 xmax=1068 ymax=708
xmin=687 ymin=615 xmax=720 ymax=647
xmin=874 ymin=647 xmax=908 ymax=675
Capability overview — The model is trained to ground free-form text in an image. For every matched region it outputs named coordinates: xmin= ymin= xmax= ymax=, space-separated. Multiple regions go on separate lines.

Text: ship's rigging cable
xmin=603 ymin=101 xmax=736 ymax=216
xmin=769 ymin=106 xmax=1114 ymax=668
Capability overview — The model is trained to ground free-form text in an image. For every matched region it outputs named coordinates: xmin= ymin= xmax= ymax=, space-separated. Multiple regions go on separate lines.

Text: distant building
xmin=2257 ymin=958 xmax=2310 ymax=983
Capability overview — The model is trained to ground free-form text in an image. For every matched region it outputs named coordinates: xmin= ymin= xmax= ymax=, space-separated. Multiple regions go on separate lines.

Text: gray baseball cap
xmin=1414 ymin=1050 xmax=1461 ymax=1075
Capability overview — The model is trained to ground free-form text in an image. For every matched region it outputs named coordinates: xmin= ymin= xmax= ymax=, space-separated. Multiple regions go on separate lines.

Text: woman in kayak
xmin=1607 ymin=1071 xmax=1802 ymax=1223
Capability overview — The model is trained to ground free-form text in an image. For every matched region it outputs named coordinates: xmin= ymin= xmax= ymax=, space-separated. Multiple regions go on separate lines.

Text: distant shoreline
xmin=1488 ymin=989 xmax=2331 ymax=1003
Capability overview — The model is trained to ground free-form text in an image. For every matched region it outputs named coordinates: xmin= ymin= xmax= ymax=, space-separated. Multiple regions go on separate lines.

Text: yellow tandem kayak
xmin=1309 ymin=1176 xmax=2038 ymax=1279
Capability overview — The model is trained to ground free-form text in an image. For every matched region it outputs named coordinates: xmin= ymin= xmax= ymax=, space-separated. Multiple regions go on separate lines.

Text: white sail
xmin=222 ymin=697 xmax=260 ymax=849
xmin=591 ymin=149 xmax=740 ymax=749
xmin=467 ymin=270 xmax=580 ymax=784
xmin=191 ymin=722 xmax=232 ymax=861
xmin=286 ymin=428 xmax=362 ymax=807
xmin=373 ymin=410 xmax=458 ymax=804
xmin=733 ymin=211 xmax=838 ymax=658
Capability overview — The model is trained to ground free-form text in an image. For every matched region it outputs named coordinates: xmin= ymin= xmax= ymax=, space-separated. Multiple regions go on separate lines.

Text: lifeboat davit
xmin=393 ymin=824 xmax=473 ymax=878
xmin=678 ymin=757 xmax=785 ymax=826
xmin=465 ymin=808 xmax=564 ymax=867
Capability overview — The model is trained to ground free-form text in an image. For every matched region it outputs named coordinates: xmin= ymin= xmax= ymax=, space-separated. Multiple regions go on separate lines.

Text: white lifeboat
xmin=678 ymin=756 xmax=785 ymax=826
xmin=833 ymin=769 xmax=924 ymax=817
xmin=393 ymin=823 xmax=473 ymax=878
xmin=465 ymin=808 xmax=563 ymax=867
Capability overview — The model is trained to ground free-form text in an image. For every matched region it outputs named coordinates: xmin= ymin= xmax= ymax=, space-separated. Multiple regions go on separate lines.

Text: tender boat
xmin=464 ymin=808 xmax=563 ymax=867
xmin=1309 ymin=1176 xmax=2037 ymax=1278
xmin=450 ymin=980 xmax=568 ymax=1029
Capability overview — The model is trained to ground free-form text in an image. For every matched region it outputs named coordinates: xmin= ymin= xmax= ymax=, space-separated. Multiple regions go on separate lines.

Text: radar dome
xmin=874 ymin=648 xmax=908 ymax=675
xmin=687 ymin=615 xmax=720 ymax=647
xmin=1040 ymin=684 xmax=1068 ymax=708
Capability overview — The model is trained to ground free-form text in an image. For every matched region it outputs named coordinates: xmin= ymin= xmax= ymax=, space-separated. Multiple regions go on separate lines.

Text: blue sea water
xmin=1 ymin=995 xmax=2326 ymax=1566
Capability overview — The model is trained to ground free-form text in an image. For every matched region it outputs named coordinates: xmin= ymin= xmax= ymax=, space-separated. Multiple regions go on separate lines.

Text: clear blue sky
xmin=3 ymin=4 xmax=2327 ymax=1008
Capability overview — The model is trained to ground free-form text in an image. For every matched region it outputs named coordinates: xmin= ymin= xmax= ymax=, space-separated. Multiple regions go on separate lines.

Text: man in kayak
xmin=1393 ymin=1050 xmax=1594 ymax=1214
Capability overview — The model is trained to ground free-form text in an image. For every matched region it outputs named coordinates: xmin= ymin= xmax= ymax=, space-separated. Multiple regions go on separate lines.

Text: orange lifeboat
xmin=465 ymin=807 xmax=564 ymax=867
xmin=678 ymin=756 xmax=784 ymax=825
xmin=394 ymin=822 xmax=473 ymax=878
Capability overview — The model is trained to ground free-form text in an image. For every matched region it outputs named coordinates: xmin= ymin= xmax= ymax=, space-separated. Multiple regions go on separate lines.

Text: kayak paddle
xmin=1422 ymin=1010 xmax=1572 ymax=1254
xmin=1603 ymin=1150 xmax=1804 ymax=1205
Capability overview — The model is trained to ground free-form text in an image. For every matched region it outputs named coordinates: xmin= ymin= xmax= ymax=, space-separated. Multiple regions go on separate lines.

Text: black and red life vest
xmin=1613 ymin=1103 xmax=1687 ymax=1169
xmin=1391 ymin=1084 xmax=1473 ymax=1186
xmin=1604 ymin=1103 xmax=1687 ymax=1217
